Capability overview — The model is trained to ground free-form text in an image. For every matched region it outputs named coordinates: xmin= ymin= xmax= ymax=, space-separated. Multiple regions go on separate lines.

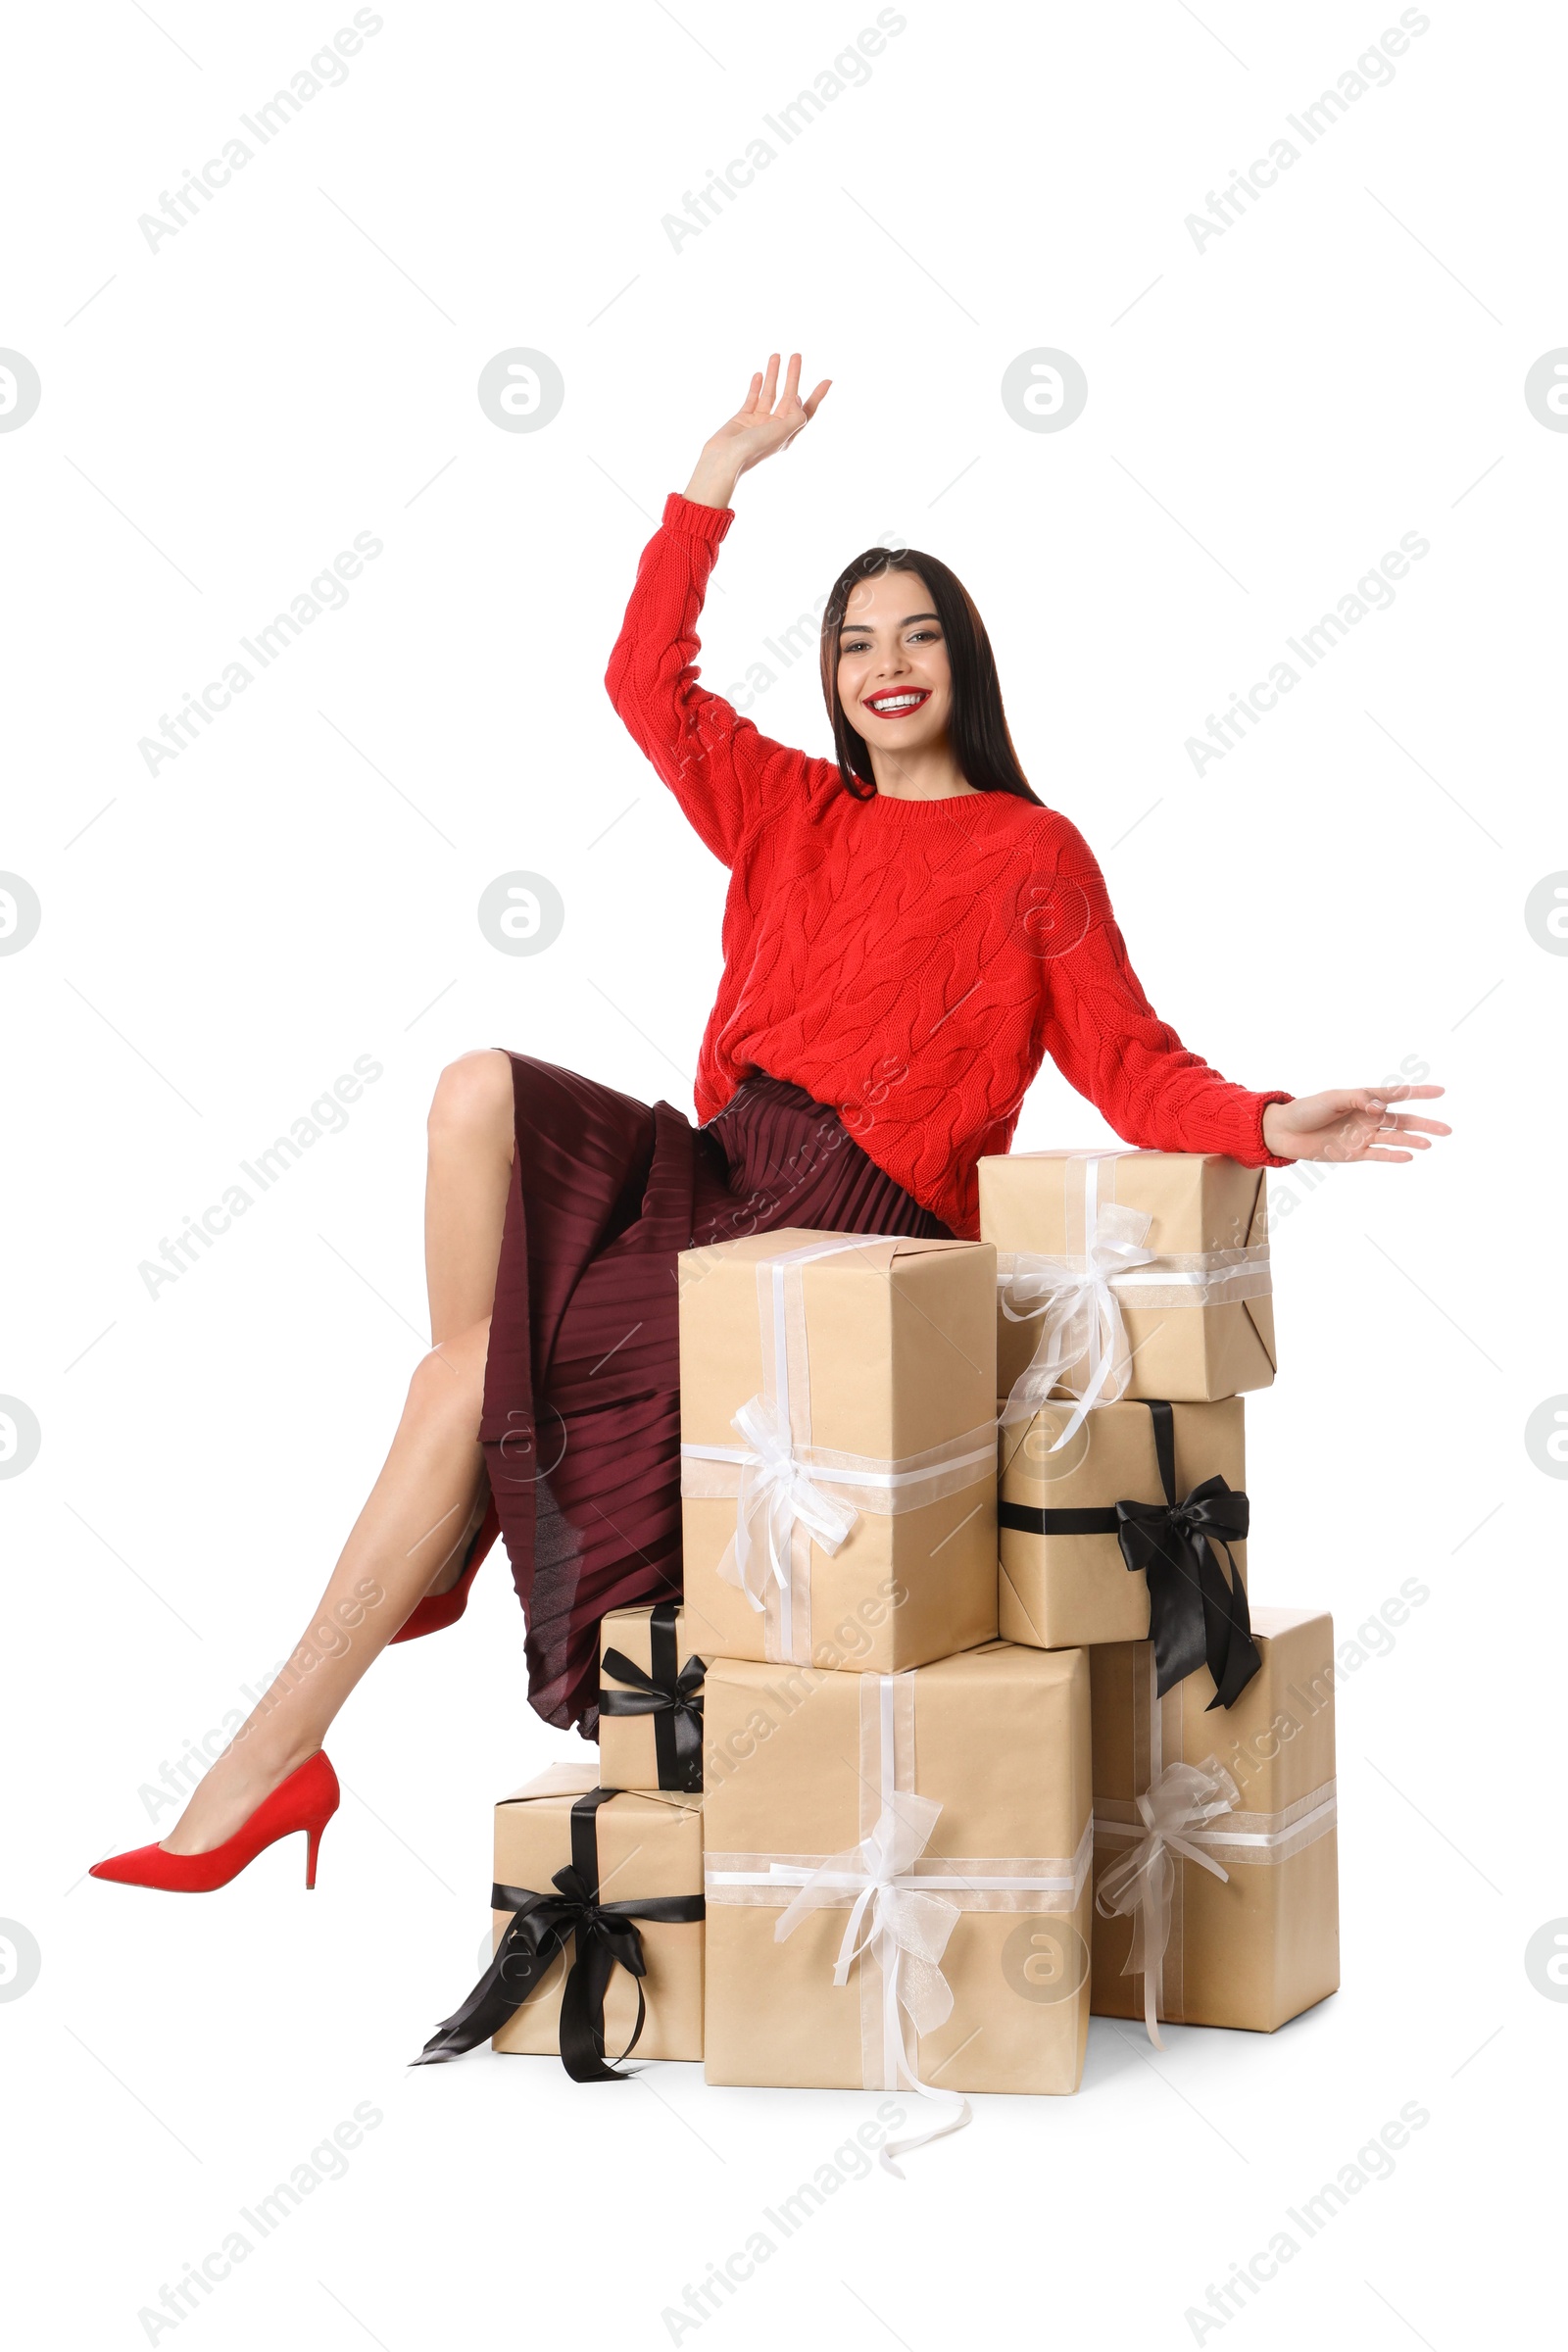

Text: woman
xmin=90 ymin=354 xmax=1448 ymax=1891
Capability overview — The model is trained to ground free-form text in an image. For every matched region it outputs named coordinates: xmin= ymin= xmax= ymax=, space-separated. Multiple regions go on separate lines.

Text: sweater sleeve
xmin=1035 ymin=816 xmax=1294 ymax=1167
xmin=604 ymin=490 xmax=826 ymax=867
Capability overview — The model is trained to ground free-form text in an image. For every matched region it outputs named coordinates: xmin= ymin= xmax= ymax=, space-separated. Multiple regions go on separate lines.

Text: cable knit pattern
xmin=606 ymin=492 xmax=1292 ymax=1240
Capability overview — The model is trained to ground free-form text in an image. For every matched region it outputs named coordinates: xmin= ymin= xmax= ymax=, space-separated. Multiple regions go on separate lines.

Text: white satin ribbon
xmin=1102 ymin=1249 xmax=1273 ymax=1300
xmin=685 ymin=1406 xmax=1000 ymax=1619
xmin=1093 ymin=1761 xmax=1238 ymax=2049
xmin=705 ymin=1673 xmax=1093 ymax=2174
xmin=724 ymin=1393 xmax=861 ymax=1612
xmin=769 ymin=1787 xmax=969 ymax=2174
xmin=679 ymin=1236 xmax=996 ymax=1663
xmin=998 ymin=1159 xmax=1157 ymax=1447
xmin=996 ymin=1152 xmax=1272 ymax=1448
xmin=1092 ymin=1638 xmax=1335 ymax=2039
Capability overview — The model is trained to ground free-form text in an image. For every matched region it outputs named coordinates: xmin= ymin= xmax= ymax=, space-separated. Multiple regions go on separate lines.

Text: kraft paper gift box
xmin=416 ymin=1764 xmax=705 ymax=2069
xmin=1090 ymin=1607 xmax=1339 ymax=2039
xmin=599 ymin=1601 xmax=708 ymax=1792
xmin=998 ymin=1396 xmax=1256 ymax=1699
xmin=677 ymin=1228 xmax=999 ymax=1674
xmin=701 ymin=1643 xmax=1093 ymax=2127
xmin=978 ymin=1149 xmax=1275 ymax=1418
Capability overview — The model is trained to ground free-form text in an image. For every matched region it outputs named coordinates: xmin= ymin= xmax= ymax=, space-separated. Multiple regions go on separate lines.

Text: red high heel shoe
xmin=88 ymin=1751 xmax=340 ymax=1892
xmin=391 ymin=1495 xmax=502 ymax=1642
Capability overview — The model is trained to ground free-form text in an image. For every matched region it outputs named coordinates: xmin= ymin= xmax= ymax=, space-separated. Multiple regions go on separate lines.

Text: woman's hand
xmin=1261 ymin=1085 xmax=1450 ymax=1164
xmin=683 ymin=353 xmax=832 ymax=510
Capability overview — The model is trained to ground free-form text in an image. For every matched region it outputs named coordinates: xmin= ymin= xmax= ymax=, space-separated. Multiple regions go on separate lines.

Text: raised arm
xmin=604 ymin=354 xmax=833 ymax=867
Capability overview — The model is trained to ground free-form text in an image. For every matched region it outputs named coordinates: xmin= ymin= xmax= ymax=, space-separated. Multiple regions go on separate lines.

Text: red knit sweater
xmin=606 ymin=491 xmax=1292 ymax=1240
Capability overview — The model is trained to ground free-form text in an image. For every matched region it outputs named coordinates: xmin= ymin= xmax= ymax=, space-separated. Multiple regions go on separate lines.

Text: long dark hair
xmin=817 ymin=545 xmax=1043 ymax=806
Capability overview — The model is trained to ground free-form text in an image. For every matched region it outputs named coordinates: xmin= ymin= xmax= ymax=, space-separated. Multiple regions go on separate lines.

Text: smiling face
xmin=835 ymin=568 xmax=953 ymax=756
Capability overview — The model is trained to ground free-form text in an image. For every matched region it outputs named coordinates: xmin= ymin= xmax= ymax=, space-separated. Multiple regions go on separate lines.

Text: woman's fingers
xmin=1300 ymin=1088 xmax=1379 ymax=1123
xmin=1355 ymin=1109 xmax=1449 ymax=1140
xmin=1361 ymin=1110 xmax=1424 ymax=1134
xmin=1327 ymin=1082 xmax=1447 ymax=1116
xmin=1272 ymin=1078 xmax=1451 ymax=1163
xmin=743 ymin=352 xmax=829 ymax=425
xmin=722 ymin=355 xmax=828 ymax=463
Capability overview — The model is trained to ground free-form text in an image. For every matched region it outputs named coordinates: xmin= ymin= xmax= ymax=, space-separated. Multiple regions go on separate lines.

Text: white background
xmin=2 ymin=2 xmax=1560 ymax=2344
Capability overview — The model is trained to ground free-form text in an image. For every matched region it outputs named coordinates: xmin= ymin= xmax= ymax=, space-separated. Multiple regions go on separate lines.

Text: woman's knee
xmin=407 ymin=1317 xmax=491 ymax=1429
xmin=427 ymin=1050 xmax=514 ymax=1152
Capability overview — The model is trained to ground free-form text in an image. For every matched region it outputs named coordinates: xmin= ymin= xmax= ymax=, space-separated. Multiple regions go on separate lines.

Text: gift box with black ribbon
xmin=415 ymin=1764 xmax=705 ymax=2072
xmin=599 ymin=1601 xmax=707 ymax=1792
xmin=998 ymin=1395 xmax=1257 ymax=1703
xmin=1090 ymin=1606 xmax=1339 ymax=2040
xmin=980 ymin=1148 xmax=1275 ymax=1433
xmin=677 ymin=1229 xmax=1000 ymax=1674
xmin=701 ymin=1642 xmax=1092 ymax=2168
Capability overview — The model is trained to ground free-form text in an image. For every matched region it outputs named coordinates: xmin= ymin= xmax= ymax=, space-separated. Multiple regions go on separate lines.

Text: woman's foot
xmin=158 ymin=1733 xmax=322 ymax=1856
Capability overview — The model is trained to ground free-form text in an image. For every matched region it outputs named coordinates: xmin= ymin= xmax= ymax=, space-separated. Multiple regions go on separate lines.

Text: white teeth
xmin=868 ymin=693 xmax=925 ymax=711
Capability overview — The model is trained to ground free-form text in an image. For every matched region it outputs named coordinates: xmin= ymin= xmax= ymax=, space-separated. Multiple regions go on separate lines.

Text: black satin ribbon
xmin=999 ymin=1398 xmax=1261 ymax=1710
xmin=599 ymin=1600 xmax=706 ymax=1791
xmin=413 ymin=1787 xmax=705 ymax=2077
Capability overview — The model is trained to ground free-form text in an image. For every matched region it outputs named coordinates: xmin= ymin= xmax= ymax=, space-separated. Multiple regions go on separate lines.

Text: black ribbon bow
xmin=1000 ymin=1398 xmax=1261 ymax=1710
xmin=599 ymin=1600 xmax=706 ymax=1791
xmin=413 ymin=1787 xmax=705 ymax=2078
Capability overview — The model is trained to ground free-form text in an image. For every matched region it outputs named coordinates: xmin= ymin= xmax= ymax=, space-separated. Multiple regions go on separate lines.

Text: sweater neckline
xmin=852 ymin=785 xmax=1029 ymax=822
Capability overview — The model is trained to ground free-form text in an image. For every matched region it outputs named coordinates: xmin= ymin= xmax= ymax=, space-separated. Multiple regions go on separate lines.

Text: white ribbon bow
xmin=1094 ymin=1760 xmax=1238 ymax=2048
xmin=1000 ymin=1200 xmax=1158 ymax=1449
xmin=719 ymin=1394 xmax=860 ymax=1615
xmin=771 ymin=1789 xmax=970 ymax=2174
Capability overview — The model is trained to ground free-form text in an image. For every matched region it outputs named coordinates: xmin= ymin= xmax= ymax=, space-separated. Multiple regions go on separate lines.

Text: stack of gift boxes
xmin=420 ymin=1150 xmax=1340 ymax=2154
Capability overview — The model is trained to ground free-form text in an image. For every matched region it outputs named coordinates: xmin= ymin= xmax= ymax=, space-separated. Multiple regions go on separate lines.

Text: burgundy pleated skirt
xmin=477 ymin=1054 xmax=955 ymax=1740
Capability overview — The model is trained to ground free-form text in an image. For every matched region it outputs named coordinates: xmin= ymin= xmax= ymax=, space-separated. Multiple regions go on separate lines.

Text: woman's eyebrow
xmin=838 ymin=611 xmax=940 ymax=634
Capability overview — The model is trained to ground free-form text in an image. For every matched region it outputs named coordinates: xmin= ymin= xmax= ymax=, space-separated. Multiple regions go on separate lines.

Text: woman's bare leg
xmin=412 ymin=1050 xmax=516 ymax=1595
xmin=426 ymin=1049 xmax=515 ymax=1344
xmin=159 ymin=1317 xmax=494 ymax=1853
xmin=151 ymin=1054 xmax=519 ymax=1855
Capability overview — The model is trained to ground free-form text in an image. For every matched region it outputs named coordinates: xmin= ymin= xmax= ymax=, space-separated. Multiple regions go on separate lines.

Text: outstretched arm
xmin=1033 ymin=819 xmax=1449 ymax=1167
xmin=1260 ymin=1086 xmax=1448 ymax=1164
xmin=604 ymin=355 xmax=833 ymax=867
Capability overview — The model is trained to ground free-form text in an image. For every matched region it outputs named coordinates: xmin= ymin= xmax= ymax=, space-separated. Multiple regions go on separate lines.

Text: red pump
xmin=88 ymin=1751 xmax=340 ymax=1892
xmin=391 ymin=1495 xmax=502 ymax=1642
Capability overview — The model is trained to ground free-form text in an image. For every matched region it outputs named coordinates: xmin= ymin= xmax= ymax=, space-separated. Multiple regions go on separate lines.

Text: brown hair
xmin=817 ymin=545 xmax=1043 ymax=806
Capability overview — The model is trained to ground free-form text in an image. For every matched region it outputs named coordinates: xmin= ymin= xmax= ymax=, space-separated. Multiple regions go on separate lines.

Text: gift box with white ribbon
xmin=1090 ymin=1607 xmax=1339 ymax=2039
xmin=677 ymin=1229 xmax=999 ymax=1673
xmin=979 ymin=1149 xmax=1275 ymax=1434
xmin=701 ymin=1642 xmax=1092 ymax=2162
